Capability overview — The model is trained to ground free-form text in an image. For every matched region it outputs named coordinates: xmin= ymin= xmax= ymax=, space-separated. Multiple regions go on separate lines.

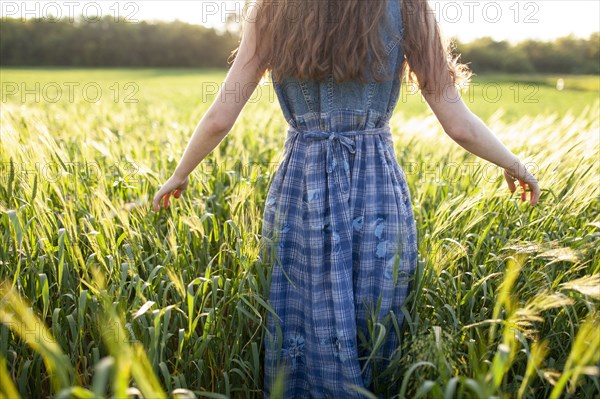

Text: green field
xmin=1 ymin=69 xmax=599 ymax=398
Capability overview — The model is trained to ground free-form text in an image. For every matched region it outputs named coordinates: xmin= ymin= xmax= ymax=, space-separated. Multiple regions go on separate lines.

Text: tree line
xmin=0 ymin=16 xmax=239 ymax=68
xmin=1 ymin=16 xmax=598 ymax=74
xmin=455 ymin=34 xmax=599 ymax=75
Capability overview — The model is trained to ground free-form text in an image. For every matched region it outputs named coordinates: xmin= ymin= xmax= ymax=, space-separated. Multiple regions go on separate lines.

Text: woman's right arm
xmin=422 ymin=82 xmax=541 ymax=206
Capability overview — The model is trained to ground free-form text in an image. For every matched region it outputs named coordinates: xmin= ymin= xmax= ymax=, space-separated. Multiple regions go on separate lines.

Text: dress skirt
xmin=261 ymin=123 xmax=418 ymax=398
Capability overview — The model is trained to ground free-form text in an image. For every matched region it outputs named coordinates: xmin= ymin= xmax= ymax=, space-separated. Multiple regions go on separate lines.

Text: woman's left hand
xmin=152 ymin=173 xmax=190 ymax=212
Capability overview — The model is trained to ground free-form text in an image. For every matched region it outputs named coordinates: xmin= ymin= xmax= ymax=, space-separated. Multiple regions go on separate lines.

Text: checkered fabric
xmin=261 ymin=115 xmax=418 ymax=398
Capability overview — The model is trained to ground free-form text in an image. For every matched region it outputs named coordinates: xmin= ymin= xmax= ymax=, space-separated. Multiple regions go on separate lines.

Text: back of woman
xmin=260 ymin=1 xmax=417 ymax=397
xmin=272 ymin=0 xmax=404 ymax=132
xmin=153 ymin=0 xmax=540 ymax=397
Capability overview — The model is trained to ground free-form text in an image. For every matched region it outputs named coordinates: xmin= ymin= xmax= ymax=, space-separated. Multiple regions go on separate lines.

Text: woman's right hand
xmin=503 ymin=166 xmax=540 ymax=206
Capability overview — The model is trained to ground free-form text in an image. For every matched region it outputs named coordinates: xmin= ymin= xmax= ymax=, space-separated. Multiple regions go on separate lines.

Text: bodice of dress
xmin=271 ymin=0 xmax=404 ymax=133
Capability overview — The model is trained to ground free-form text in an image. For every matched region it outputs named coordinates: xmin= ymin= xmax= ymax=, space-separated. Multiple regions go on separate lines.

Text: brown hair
xmin=400 ymin=0 xmax=472 ymax=91
xmin=232 ymin=0 xmax=471 ymax=90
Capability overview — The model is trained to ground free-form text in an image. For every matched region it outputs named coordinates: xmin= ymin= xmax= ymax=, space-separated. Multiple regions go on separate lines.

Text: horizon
xmin=1 ymin=1 xmax=599 ymax=44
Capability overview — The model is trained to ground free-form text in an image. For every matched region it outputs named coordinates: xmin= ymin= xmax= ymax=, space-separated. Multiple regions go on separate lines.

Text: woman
xmin=152 ymin=0 xmax=540 ymax=397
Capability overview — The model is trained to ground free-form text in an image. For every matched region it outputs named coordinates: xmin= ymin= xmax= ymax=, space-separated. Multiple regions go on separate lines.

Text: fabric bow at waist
xmin=303 ymin=131 xmax=356 ymax=174
xmin=287 ymin=124 xmax=391 ymax=193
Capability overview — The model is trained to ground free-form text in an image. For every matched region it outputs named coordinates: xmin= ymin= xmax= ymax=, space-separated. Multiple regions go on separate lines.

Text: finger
xmin=163 ymin=192 xmax=172 ymax=209
xmin=520 ymin=181 xmax=527 ymax=201
xmin=504 ymin=173 xmax=517 ymax=193
xmin=530 ymin=184 xmax=540 ymax=206
xmin=174 ymin=189 xmax=181 ymax=199
xmin=153 ymin=190 xmax=164 ymax=212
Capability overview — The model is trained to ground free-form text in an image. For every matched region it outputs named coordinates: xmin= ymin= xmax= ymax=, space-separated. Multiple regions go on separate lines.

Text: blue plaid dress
xmin=261 ymin=112 xmax=418 ymax=398
xmin=260 ymin=2 xmax=416 ymax=397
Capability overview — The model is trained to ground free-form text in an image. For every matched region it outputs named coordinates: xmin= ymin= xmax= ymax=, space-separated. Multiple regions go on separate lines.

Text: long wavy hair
xmin=231 ymin=0 xmax=471 ymax=90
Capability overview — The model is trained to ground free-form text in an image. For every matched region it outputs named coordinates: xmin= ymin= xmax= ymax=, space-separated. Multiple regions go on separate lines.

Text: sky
xmin=1 ymin=0 xmax=599 ymax=43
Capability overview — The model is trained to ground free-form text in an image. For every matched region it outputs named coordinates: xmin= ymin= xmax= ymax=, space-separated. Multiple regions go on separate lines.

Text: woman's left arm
xmin=152 ymin=6 xmax=266 ymax=212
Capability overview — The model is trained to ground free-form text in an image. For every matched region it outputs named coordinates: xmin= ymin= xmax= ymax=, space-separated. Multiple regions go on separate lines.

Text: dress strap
xmin=287 ymin=124 xmax=391 ymax=138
